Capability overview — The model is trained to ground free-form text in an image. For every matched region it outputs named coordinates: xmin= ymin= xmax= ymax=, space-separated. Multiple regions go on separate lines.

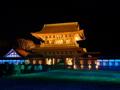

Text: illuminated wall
xmin=97 ymin=59 xmax=120 ymax=70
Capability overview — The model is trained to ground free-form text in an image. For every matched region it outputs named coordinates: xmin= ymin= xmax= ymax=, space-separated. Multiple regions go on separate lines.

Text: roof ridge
xmin=44 ymin=22 xmax=78 ymax=27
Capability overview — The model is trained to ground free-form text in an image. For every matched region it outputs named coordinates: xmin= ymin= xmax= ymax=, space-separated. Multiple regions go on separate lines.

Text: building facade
xmin=30 ymin=22 xmax=92 ymax=69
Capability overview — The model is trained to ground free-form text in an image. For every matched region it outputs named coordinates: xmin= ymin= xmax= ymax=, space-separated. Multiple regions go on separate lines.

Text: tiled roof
xmin=16 ymin=48 xmax=30 ymax=57
xmin=36 ymin=22 xmax=80 ymax=33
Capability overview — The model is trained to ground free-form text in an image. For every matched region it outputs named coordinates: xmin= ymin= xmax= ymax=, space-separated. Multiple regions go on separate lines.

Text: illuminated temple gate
xmin=0 ymin=22 xmax=101 ymax=70
xmin=31 ymin=22 xmax=88 ymax=69
xmin=1 ymin=22 xmax=120 ymax=70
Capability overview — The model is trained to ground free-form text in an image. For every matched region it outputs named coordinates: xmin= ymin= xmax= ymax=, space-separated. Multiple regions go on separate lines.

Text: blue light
xmin=109 ymin=60 xmax=115 ymax=66
xmin=17 ymin=60 xmax=21 ymax=63
xmin=6 ymin=60 xmax=10 ymax=64
xmin=2 ymin=60 xmax=5 ymax=64
xmin=10 ymin=60 xmax=13 ymax=64
xmin=102 ymin=59 xmax=108 ymax=61
xmin=109 ymin=62 xmax=113 ymax=66
xmin=115 ymin=59 xmax=120 ymax=62
xmin=0 ymin=60 xmax=2 ymax=64
xmin=103 ymin=62 xmax=106 ymax=66
xmin=97 ymin=59 xmax=103 ymax=66
xmin=97 ymin=59 xmax=102 ymax=61
xmin=109 ymin=60 xmax=114 ymax=62
xmin=21 ymin=60 xmax=25 ymax=64
xmin=12 ymin=60 xmax=17 ymax=64
xmin=100 ymin=62 xmax=102 ymax=66
xmin=102 ymin=59 xmax=109 ymax=66
xmin=115 ymin=62 xmax=119 ymax=66
xmin=0 ymin=59 xmax=25 ymax=65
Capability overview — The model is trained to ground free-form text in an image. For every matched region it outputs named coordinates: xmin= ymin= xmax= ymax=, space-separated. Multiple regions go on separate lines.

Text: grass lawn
xmin=3 ymin=69 xmax=120 ymax=84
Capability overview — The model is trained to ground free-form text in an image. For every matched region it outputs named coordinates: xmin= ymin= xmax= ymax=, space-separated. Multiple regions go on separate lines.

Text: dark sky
xmin=0 ymin=7 xmax=119 ymax=56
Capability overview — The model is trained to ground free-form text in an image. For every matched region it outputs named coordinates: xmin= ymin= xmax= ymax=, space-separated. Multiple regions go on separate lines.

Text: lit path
xmin=0 ymin=69 xmax=120 ymax=90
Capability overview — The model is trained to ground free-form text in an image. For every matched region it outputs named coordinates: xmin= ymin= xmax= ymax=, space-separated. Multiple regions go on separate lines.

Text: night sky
xmin=0 ymin=7 xmax=119 ymax=56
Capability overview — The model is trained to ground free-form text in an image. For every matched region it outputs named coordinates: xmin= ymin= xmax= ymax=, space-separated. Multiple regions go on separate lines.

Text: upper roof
xmin=36 ymin=22 xmax=80 ymax=33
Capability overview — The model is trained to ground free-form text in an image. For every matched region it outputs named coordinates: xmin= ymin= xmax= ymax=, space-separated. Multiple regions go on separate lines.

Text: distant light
xmin=66 ymin=58 xmax=73 ymax=65
xmin=80 ymin=60 xmax=84 ymax=64
xmin=96 ymin=65 xmax=99 ymax=70
xmin=97 ymin=59 xmax=120 ymax=67
xmin=33 ymin=60 xmax=36 ymax=64
xmin=88 ymin=60 xmax=91 ymax=64
xmin=109 ymin=62 xmax=113 ymax=66
xmin=80 ymin=65 xmax=84 ymax=69
xmin=103 ymin=62 xmax=106 ymax=66
xmin=0 ymin=60 xmax=2 ymax=64
xmin=25 ymin=60 xmax=30 ymax=64
xmin=53 ymin=58 xmax=55 ymax=65
xmin=39 ymin=60 xmax=42 ymax=64
xmin=88 ymin=55 xmax=92 ymax=58
xmin=102 ymin=59 xmax=108 ymax=61
xmin=88 ymin=65 xmax=92 ymax=70
xmin=96 ymin=61 xmax=100 ymax=66
xmin=83 ymin=48 xmax=87 ymax=52
xmin=115 ymin=62 xmax=119 ymax=66
xmin=73 ymin=64 xmax=77 ymax=69
xmin=97 ymin=59 xmax=102 ymax=62
xmin=46 ymin=58 xmax=52 ymax=65
xmin=115 ymin=59 xmax=120 ymax=62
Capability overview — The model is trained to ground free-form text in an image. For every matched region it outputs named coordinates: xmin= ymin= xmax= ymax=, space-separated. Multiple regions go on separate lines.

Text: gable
xmin=4 ymin=49 xmax=21 ymax=58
